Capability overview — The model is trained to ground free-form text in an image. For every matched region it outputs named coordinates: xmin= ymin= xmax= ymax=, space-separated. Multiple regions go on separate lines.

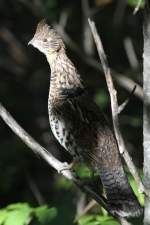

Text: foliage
xmin=128 ymin=172 xmax=144 ymax=206
xmin=78 ymin=214 xmax=119 ymax=225
xmin=127 ymin=0 xmax=145 ymax=7
xmin=0 ymin=0 xmax=144 ymax=224
xmin=0 ymin=203 xmax=57 ymax=225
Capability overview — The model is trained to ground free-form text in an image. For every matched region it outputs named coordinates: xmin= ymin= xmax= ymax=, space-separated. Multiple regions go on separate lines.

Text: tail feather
xmin=100 ymin=168 xmax=143 ymax=218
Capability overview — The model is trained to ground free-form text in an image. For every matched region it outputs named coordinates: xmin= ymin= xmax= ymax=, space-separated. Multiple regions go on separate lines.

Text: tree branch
xmin=118 ymin=85 xmax=136 ymax=114
xmin=88 ymin=18 xmax=146 ymax=195
xmin=54 ymin=22 xmax=143 ymax=101
xmin=0 ymin=103 xmax=109 ymax=212
xmin=143 ymin=1 xmax=150 ymax=223
xmin=133 ymin=0 xmax=143 ymax=14
xmin=0 ymin=101 xmax=132 ymax=224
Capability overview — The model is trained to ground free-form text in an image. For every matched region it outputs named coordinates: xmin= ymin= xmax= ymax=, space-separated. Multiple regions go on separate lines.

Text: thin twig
xmin=133 ymin=0 xmax=143 ymax=14
xmin=26 ymin=173 xmax=46 ymax=205
xmin=88 ymin=18 xmax=146 ymax=195
xmin=75 ymin=199 xmax=97 ymax=222
xmin=54 ymin=23 xmax=143 ymax=101
xmin=123 ymin=37 xmax=139 ymax=69
xmin=114 ymin=74 xmax=143 ymax=101
xmin=59 ymin=11 xmax=68 ymax=29
xmin=75 ymin=194 xmax=86 ymax=222
xmin=118 ymin=85 xmax=136 ymax=114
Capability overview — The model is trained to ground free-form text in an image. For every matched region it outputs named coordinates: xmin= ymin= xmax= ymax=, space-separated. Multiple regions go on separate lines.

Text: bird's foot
xmin=58 ymin=162 xmax=73 ymax=174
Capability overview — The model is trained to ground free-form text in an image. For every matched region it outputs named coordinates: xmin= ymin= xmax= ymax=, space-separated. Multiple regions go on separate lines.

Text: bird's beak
xmin=28 ymin=39 xmax=34 ymax=46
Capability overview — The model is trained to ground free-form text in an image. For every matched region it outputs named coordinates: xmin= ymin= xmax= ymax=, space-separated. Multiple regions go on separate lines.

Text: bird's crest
xmin=31 ymin=19 xmax=62 ymax=42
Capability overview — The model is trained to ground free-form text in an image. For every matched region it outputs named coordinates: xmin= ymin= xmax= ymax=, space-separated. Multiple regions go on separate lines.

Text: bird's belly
xmin=49 ymin=115 xmax=68 ymax=149
xmin=49 ymin=115 xmax=83 ymax=161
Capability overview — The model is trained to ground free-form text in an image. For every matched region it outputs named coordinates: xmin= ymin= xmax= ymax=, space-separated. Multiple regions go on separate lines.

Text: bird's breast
xmin=49 ymin=114 xmax=68 ymax=149
xmin=49 ymin=112 xmax=83 ymax=161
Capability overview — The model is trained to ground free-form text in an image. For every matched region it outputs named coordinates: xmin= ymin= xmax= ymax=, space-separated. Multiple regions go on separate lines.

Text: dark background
xmin=0 ymin=0 xmax=143 ymax=224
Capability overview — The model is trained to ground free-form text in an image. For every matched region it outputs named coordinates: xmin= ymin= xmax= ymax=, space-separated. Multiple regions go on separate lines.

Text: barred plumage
xmin=29 ymin=20 xmax=142 ymax=218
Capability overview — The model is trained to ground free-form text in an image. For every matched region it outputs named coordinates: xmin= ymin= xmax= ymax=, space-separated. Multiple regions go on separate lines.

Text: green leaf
xmin=0 ymin=203 xmax=57 ymax=225
xmin=79 ymin=214 xmax=119 ymax=225
xmin=4 ymin=207 xmax=32 ymax=225
xmin=96 ymin=216 xmax=119 ymax=225
xmin=128 ymin=175 xmax=144 ymax=206
xmin=55 ymin=176 xmax=73 ymax=190
xmin=6 ymin=203 xmax=31 ymax=211
xmin=34 ymin=206 xmax=57 ymax=225
xmin=85 ymin=222 xmax=100 ymax=225
xmin=78 ymin=215 xmax=95 ymax=225
xmin=94 ymin=90 xmax=108 ymax=109
xmin=76 ymin=164 xmax=93 ymax=179
xmin=0 ymin=210 xmax=8 ymax=224
xmin=102 ymin=221 xmax=119 ymax=225
xmin=127 ymin=0 xmax=144 ymax=7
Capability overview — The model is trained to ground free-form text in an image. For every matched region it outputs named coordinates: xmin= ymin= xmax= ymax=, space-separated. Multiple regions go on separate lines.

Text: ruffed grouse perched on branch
xmin=29 ymin=20 xmax=142 ymax=218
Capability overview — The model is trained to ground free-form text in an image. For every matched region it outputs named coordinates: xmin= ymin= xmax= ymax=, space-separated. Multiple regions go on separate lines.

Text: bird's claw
xmin=58 ymin=162 xmax=72 ymax=174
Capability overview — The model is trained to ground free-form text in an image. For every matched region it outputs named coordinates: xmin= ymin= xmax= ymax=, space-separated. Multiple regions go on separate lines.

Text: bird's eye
xmin=43 ymin=38 xmax=48 ymax=42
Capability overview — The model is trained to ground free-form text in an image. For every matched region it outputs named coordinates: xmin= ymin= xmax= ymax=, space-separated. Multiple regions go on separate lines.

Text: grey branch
xmin=54 ymin=22 xmax=143 ymax=101
xmin=0 ymin=102 xmax=133 ymax=224
xmin=114 ymin=73 xmax=143 ymax=101
xmin=88 ymin=19 xmax=145 ymax=195
xmin=0 ymin=102 xmax=111 ymax=214
xmin=0 ymin=103 xmax=74 ymax=180
xmin=118 ymin=85 xmax=136 ymax=114
xmin=133 ymin=0 xmax=143 ymax=14
xmin=143 ymin=1 xmax=150 ymax=223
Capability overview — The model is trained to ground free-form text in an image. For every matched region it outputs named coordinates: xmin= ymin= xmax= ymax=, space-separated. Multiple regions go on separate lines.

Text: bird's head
xmin=28 ymin=20 xmax=65 ymax=57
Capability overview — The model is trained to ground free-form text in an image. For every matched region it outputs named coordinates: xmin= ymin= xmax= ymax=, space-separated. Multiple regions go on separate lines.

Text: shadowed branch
xmin=0 ymin=101 xmax=132 ymax=225
xmin=54 ymin=21 xmax=143 ymax=101
xmin=0 ymin=103 xmax=109 ymax=212
xmin=88 ymin=18 xmax=145 ymax=195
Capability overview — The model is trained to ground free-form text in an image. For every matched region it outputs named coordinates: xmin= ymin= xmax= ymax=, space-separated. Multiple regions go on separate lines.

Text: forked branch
xmin=88 ymin=18 xmax=145 ymax=195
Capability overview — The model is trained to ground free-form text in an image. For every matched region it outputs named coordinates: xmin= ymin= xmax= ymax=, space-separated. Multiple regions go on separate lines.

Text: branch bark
xmin=0 ymin=103 xmax=109 ymax=213
xmin=0 ymin=101 xmax=131 ymax=225
xmin=143 ymin=1 xmax=150 ymax=224
xmin=88 ymin=19 xmax=145 ymax=195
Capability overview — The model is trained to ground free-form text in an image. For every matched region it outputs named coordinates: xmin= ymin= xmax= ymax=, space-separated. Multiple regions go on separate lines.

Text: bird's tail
xmin=100 ymin=167 xmax=143 ymax=218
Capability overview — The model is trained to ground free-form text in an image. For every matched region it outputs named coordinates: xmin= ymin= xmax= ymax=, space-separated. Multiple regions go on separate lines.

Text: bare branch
xmin=88 ymin=18 xmax=146 ymax=195
xmin=54 ymin=23 xmax=143 ymax=101
xmin=0 ymin=27 xmax=29 ymax=66
xmin=26 ymin=173 xmax=46 ymax=205
xmin=59 ymin=11 xmax=69 ymax=29
xmin=114 ymin=73 xmax=143 ymax=101
xmin=0 ymin=103 xmax=74 ymax=180
xmin=81 ymin=0 xmax=94 ymax=56
xmin=133 ymin=0 xmax=143 ymax=14
xmin=123 ymin=37 xmax=139 ymax=69
xmin=0 ymin=102 xmax=110 ymax=214
xmin=118 ymin=85 xmax=136 ymax=114
xmin=143 ymin=0 xmax=150 ymax=223
xmin=75 ymin=199 xmax=96 ymax=222
xmin=0 ymin=101 xmax=134 ymax=224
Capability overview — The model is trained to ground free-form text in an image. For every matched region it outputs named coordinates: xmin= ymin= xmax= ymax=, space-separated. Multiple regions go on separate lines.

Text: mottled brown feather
xmin=29 ymin=21 xmax=142 ymax=218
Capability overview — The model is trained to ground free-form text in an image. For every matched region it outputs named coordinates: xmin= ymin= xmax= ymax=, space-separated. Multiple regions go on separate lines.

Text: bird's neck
xmin=46 ymin=51 xmax=84 ymax=106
